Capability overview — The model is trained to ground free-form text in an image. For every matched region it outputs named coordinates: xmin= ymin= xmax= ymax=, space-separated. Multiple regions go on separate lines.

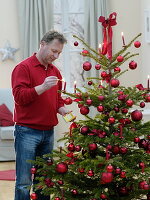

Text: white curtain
xmin=17 ymin=0 xmax=54 ymax=59
xmin=84 ymin=0 xmax=108 ymax=78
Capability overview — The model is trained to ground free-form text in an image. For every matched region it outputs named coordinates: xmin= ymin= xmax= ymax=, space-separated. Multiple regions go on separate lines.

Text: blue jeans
xmin=14 ymin=125 xmax=54 ymax=200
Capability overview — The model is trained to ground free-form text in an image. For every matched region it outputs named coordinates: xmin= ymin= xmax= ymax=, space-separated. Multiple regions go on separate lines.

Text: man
xmin=11 ymin=31 xmax=69 ymax=200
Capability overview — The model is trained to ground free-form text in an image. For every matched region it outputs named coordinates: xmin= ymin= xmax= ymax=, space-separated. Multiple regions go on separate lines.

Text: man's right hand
xmin=35 ymin=76 xmax=58 ymax=95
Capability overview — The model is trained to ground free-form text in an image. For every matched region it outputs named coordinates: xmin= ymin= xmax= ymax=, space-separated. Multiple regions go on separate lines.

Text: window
xmin=54 ymin=0 xmax=84 ymax=92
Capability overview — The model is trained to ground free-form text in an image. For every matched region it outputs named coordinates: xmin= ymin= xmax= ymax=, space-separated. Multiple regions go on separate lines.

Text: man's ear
xmin=40 ymin=41 xmax=45 ymax=47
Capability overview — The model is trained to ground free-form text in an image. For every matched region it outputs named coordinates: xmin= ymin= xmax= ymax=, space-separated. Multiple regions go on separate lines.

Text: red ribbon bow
xmin=98 ymin=12 xmax=117 ymax=60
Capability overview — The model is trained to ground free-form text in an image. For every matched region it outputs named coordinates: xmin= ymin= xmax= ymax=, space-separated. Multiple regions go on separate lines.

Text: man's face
xmin=40 ymin=39 xmax=64 ymax=64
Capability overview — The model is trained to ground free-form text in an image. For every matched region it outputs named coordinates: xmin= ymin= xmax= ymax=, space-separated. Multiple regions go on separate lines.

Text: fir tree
xmin=30 ymin=13 xmax=150 ymax=200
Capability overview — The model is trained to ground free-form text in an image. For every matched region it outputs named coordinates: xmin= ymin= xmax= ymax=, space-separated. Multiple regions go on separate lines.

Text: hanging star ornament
xmin=0 ymin=41 xmax=19 ymax=61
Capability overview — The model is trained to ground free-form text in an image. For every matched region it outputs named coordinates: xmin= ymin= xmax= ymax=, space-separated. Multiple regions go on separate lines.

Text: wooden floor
xmin=0 ymin=161 xmax=15 ymax=200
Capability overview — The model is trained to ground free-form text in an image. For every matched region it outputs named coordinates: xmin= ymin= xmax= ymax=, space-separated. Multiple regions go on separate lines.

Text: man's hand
xmin=35 ymin=76 xmax=58 ymax=95
xmin=58 ymin=106 xmax=70 ymax=116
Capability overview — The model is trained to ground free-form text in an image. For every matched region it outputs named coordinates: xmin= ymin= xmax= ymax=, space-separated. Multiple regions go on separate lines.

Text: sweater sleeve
xmin=11 ymin=64 xmax=39 ymax=106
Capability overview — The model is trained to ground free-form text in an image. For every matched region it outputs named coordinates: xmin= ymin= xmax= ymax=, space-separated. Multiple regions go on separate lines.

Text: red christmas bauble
xmin=30 ymin=193 xmax=38 ymax=200
xmin=78 ymin=103 xmax=83 ymax=108
xmin=67 ymin=143 xmax=75 ymax=152
xmin=117 ymin=55 xmax=124 ymax=62
xmin=95 ymin=64 xmax=101 ymax=70
xmin=100 ymin=193 xmax=107 ymax=199
xmin=118 ymin=186 xmax=129 ymax=196
xmin=108 ymin=117 xmax=115 ymax=124
xmin=126 ymin=99 xmax=134 ymax=107
xmin=71 ymin=189 xmax=78 ymax=195
xmin=74 ymin=41 xmax=78 ymax=46
xmin=88 ymin=143 xmax=97 ymax=151
xmin=134 ymin=137 xmax=140 ymax=143
xmin=115 ymin=167 xmax=121 ymax=174
xmin=113 ymin=131 xmax=119 ymax=136
xmin=57 ymin=180 xmax=64 ymax=185
xmin=112 ymin=145 xmax=120 ymax=154
xmin=101 ymin=172 xmax=113 ymax=184
xmin=106 ymin=164 xmax=114 ymax=172
xmin=97 ymin=105 xmax=104 ymax=112
xmin=138 ymin=139 xmax=148 ymax=149
xmin=78 ymin=168 xmax=85 ymax=173
xmin=55 ymin=162 xmax=68 ymax=174
xmin=82 ymin=49 xmax=89 ymax=56
xmin=47 ymin=158 xmax=53 ymax=166
xmin=120 ymin=147 xmax=128 ymax=154
xmin=145 ymin=95 xmax=150 ymax=102
xmin=86 ymin=99 xmax=93 ymax=105
xmin=80 ymin=106 xmax=89 ymax=115
xmin=140 ymin=102 xmax=145 ymax=108
xmin=110 ymin=79 xmax=120 ymax=88
xmin=101 ymin=71 xmax=108 ymax=79
xmin=98 ymin=95 xmax=105 ymax=101
xmin=54 ymin=197 xmax=61 ymax=200
xmin=30 ymin=166 xmax=37 ymax=174
xmin=88 ymin=81 xmax=93 ymax=85
xmin=114 ymin=67 xmax=121 ymax=72
xmin=83 ymin=61 xmax=92 ymax=71
xmin=87 ymin=170 xmax=94 ymax=176
xmin=139 ymin=181 xmax=147 ymax=189
xmin=131 ymin=110 xmax=143 ymax=121
xmin=129 ymin=61 xmax=137 ymax=70
xmin=139 ymin=162 xmax=145 ymax=168
xmin=120 ymin=171 xmax=126 ymax=178
xmin=80 ymin=126 xmax=89 ymax=135
xmin=114 ymin=106 xmax=120 ymax=112
xmin=121 ymin=108 xmax=128 ymax=114
xmin=64 ymin=97 xmax=73 ymax=105
xmin=143 ymin=184 xmax=150 ymax=190
xmin=75 ymin=145 xmax=82 ymax=152
xmin=134 ymin=41 xmax=141 ymax=48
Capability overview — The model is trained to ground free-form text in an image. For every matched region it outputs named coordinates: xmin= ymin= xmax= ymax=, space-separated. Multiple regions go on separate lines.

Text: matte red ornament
xmin=74 ymin=41 xmax=78 ymax=46
xmin=55 ymin=162 xmax=68 ymax=174
xmin=129 ymin=60 xmax=137 ymax=70
xmin=86 ymin=99 xmax=93 ymax=105
xmin=140 ymin=101 xmax=145 ymax=108
xmin=134 ymin=41 xmax=141 ymax=48
xmin=30 ymin=193 xmax=38 ymax=200
xmin=110 ymin=79 xmax=120 ymax=87
xmin=97 ymin=105 xmax=104 ymax=112
xmin=95 ymin=64 xmax=101 ymax=70
xmin=121 ymin=108 xmax=128 ymax=114
xmin=30 ymin=166 xmax=37 ymax=174
xmin=75 ymin=145 xmax=82 ymax=152
xmin=114 ymin=67 xmax=121 ymax=72
xmin=80 ymin=106 xmax=89 ymax=115
xmin=100 ymin=193 xmax=107 ymax=199
xmin=106 ymin=164 xmax=114 ymax=172
xmin=131 ymin=110 xmax=143 ymax=121
xmin=126 ymin=99 xmax=134 ymax=107
xmin=87 ymin=170 xmax=94 ymax=176
xmin=100 ymin=172 xmax=113 ymax=184
xmin=82 ymin=49 xmax=89 ymax=55
xmin=117 ymin=55 xmax=124 ymax=62
xmin=67 ymin=143 xmax=75 ymax=152
xmin=83 ymin=61 xmax=92 ymax=71
xmin=108 ymin=117 xmax=115 ymax=124
xmin=98 ymin=95 xmax=105 ymax=101
xmin=88 ymin=143 xmax=97 ymax=151
xmin=64 ymin=97 xmax=73 ymax=105
xmin=112 ymin=145 xmax=120 ymax=154
xmin=88 ymin=81 xmax=93 ymax=85
xmin=80 ymin=126 xmax=89 ymax=135
xmin=120 ymin=147 xmax=128 ymax=154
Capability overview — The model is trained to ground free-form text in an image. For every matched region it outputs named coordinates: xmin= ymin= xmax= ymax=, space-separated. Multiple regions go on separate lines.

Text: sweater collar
xmin=31 ymin=53 xmax=53 ymax=69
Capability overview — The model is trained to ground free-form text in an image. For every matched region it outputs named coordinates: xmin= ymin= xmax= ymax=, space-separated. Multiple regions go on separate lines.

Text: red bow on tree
xmin=98 ymin=12 xmax=117 ymax=60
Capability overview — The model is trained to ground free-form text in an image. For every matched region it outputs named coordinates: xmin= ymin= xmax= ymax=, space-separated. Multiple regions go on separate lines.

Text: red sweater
xmin=11 ymin=54 xmax=64 ymax=130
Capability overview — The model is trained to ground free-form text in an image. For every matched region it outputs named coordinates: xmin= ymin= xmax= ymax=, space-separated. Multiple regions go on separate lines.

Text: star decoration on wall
xmin=0 ymin=41 xmax=19 ymax=61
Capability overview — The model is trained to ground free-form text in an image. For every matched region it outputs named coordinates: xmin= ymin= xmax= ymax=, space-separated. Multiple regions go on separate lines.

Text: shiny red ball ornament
xmin=98 ymin=95 xmax=105 ymax=101
xmin=101 ymin=172 xmax=113 ymax=184
xmin=95 ymin=64 xmax=101 ymax=70
xmin=100 ymin=193 xmax=107 ymax=199
xmin=108 ymin=117 xmax=115 ymax=124
xmin=134 ymin=41 xmax=141 ymax=48
xmin=78 ymin=103 xmax=83 ymax=108
xmin=30 ymin=166 xmax=37 ymax=174
xmin=121 ymin=108 xmax=128 ymax=114
xmin=82 ymin=49 xmax=89 ymax=56
xmin=86 ymin=99 xmax=93 ymax=105
xmin=101 ymin=71 xmax=108 ymax=79
xmin=80 ymin=106 xmax=89 ymax=115
xmin=74 ymin=41 xmax=78 ymax=46
xmin=71 ymin=189 xmax=78 ymax=195
xmin=120 ymin=171 xmax=126 ymax=178
xmin=55 ymin=162 xmax=68 ymax=174
xmin=30 ymin=193 xmax=38 ymax=200
xmin=97 ymin=105 xmax=104 ymax=112
xmin=57 ymin=180 xmax=64 ymax=185
xmin=145 ymin=95 xmax=150 ymax=102
xmin=114 ymin=106 xmax=119 ymax=112
xmin=112 ymin=145 xmax=120 ymax=154
xmin=120 ymin=147 xmax=128 ymax=154
xmin=114 ymin=67 xmax=121 ymax=72
xmin=88 ymin=81 xmax=93 ymax=85
xmin=67 ymin=143 xmax=75 ymax=152
xmin=118 ymin=186 xmax=129 ymax=196
xmin=64 ymin=97 xmax=73 ymax=105
xmin=88 ymin=143 xmax=97 ymax=151
xmin=80 ymin=126 xmax=89 ymax=135
xmin=129 ymin=60 xmax=137 ymax=70
xmin=131 ymin=110 xmax=143 ymax=121
xmin=110 ymin=79 xmax=120 ymax=88
xmin=134 ymin=137 xmax=140 ymax=143
xmin=75 ymin=145 xmax=82 ymax=152
xmin=143 ymin=184 xmax=150 ymax=190
xmin=83 ymin=61 xmax=92 ymax=71
xmin=139 ymin=181 xmax=147 ymax=189
xmin=78 ymin=168 xmax=85 ymax=173
xmin=87 ymin=170 xmax=94 ymax=176
xmin=47 ymin=158 xmax=53 ymax=166
xmin=139 ymin=162 xmax=145 ymax=168
xmin=106 ymin=164 xmax=114 ymax=172
xmin=115 ymin=167 xmax=121 ymax=174
xmin=54 ymin=197 xmax=61 ymax=200
xmin=140 ymin=102 xmax=145 ymax=108
xmin=126 ymin=99 xmax=134 ymax=107
xmin=117 ymin=55 xmax=124 ymax=62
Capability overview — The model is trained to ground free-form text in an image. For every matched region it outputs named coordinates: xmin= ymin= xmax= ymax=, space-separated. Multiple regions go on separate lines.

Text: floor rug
xmin=0 ymin=169 xmax=15 ymax=181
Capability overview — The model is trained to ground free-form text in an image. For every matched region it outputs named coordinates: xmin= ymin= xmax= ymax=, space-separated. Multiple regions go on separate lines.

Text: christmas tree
xmin=30 ymin=12 xmax=150 ymax=200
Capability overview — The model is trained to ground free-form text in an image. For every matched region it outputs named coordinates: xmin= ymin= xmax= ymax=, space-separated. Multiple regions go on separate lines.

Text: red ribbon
xmin=98 ymin=12 xmax=117 ymax=60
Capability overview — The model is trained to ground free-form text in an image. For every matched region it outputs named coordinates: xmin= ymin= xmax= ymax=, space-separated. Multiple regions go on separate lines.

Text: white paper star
xmin=0 ymin=41 xmax=19 ymax=61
